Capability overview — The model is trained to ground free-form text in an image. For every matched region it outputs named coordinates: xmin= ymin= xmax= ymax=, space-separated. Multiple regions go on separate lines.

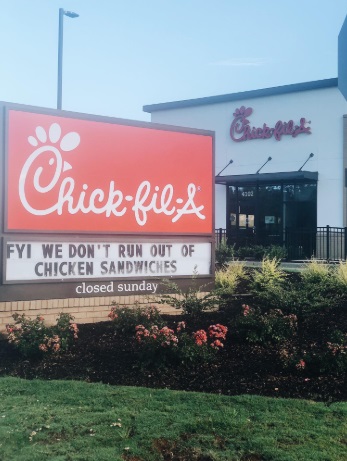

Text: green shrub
xmin=236 ymin=244 xmax=287 ymax=261
xmin=251 ymin=257 xmax=287 ymax=293
xmin=250 ymin=260 xmax=340 ymax=318
xmin=215 ymin=261 xmax=247 ymax=295
xmin=6 ymin=312 xmax=78 ymax=358
xmin=235 ymin=304 xmax=298 ymax=345
xmin=298 ymin=260 xmax=345 ymax=313
xmin=158 ymin=279 xmax=218 ymax=318
xmin=283 ymin=329 xmax=347 ymax=375
xmin=264 ymin=245 xmax=288 ymax=260
xmin=215 ymin=241 xmax=234 ymax=266
xmin=334 ymin=260 xmax=347 ymax=288
xmin=108 ymin=304 xmax=164 ymax=333
xmin=301 ymin=259 xmax=331 ymax=284
xmin=323 ymin=329 xmax=347 ymax=374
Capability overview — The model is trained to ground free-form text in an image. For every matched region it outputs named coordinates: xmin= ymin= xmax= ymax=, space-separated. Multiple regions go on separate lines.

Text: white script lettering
xmin=19 ymin=147 xmax=206 ymax=226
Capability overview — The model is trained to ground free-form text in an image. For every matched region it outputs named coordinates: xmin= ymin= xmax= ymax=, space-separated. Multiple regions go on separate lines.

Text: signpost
xmin=0 ymin=103 xmax=215 ymax=301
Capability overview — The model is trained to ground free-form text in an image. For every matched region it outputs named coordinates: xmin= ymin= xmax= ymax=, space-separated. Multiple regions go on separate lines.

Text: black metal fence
xmin=215 ymin=226 xmax=347 ymax=261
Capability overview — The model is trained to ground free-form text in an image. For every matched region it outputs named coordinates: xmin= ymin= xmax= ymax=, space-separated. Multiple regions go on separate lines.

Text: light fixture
xmin=216 ymin=159 xmax=233 ymax=176
xmin=64 ymin=11 xmax=79 ymax=18
xmin=256 ymin=156 xmax=272 ymax=174
xmin=298 ymin=153 xmax=314 ymax=171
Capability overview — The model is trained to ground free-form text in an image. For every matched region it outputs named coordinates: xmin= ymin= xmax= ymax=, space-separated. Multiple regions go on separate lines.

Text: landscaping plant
xmin=6 ymin=312 xmax=78 ymax=358
xmin=215 ymin=260 xmax=248 ymax=295
xmin=235 ymin=244 xmax=287 ymax=261
xmin=158 ymin=278 xmax=218 ymax=317
xmin=215 ymin=240 xmax=234 ymax=267
xmin=235 ymin=304 xmax=298 ymax=345
xmin=108 ymin=304 xmax=164 ymax=333
xmin=134 ymin=320 xmax=228 ymax=369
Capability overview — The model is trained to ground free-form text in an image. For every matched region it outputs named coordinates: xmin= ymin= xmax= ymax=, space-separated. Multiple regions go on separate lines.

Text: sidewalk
xmin=230 ymin=260 xmax=332 ymax=272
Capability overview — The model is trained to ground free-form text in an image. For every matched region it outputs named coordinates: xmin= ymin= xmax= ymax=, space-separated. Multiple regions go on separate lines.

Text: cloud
xmin=209 ymin=58 xmax=270 ymax=67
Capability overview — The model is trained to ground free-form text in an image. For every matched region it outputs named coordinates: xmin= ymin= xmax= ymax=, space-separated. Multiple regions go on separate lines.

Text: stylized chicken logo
xmin=19 ymin=123 xmax=80 ymax=214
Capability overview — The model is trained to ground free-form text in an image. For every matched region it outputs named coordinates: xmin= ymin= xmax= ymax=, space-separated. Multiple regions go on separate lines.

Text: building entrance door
xmin=228 ymin=186 xmax=256 ymax=246
xmin=227 ymin=181 xmax=317 ymax=252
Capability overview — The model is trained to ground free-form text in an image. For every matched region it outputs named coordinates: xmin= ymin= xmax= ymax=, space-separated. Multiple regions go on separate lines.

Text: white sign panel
xmin=5 ymin=241 xmax=212 ymax=282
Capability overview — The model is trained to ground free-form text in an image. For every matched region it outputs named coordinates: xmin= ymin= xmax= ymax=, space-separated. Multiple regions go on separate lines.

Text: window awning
xmin=215 ymin=170 xmax=318 ymax=185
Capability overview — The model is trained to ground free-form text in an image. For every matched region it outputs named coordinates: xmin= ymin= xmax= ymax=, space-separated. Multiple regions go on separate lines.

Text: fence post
xmin=219 ymin=228 xmax=223 ymax=246
xmin=326 ymin=225 xmax=330 ymax=261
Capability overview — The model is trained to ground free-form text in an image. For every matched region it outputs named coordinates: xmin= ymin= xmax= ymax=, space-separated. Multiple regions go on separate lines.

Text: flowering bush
xmin=135 ymin=325 xmax=179 ymax=348
xmin=280 ymin=330 xmax=347 ymax=375
xmin=108 ymin=304 xmax=164 ymax=333
xmin=323 ymin=330 xmax=347 ymax=373
xmin=6 ymin=312 xmax=78 ymax=358
xmin=134 ymin=321 xmax=228 ymax=369
xmin=235 ymin=305 xmax=297 ymax=345
xmin=280 ymin=350 xmax=310 ymax=373
xmin=193 ymin=329 xmax=207 ymax=346
xmin=208 ymin=324 xmax=228 ymax=349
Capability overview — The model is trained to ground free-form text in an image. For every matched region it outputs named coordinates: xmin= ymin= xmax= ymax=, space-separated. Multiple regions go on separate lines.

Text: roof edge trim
xmin=143 ymin=78 xmax=338 ymax=113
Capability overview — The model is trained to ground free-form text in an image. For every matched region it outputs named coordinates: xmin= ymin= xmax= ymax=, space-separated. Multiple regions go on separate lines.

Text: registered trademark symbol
xmin=197 ymin=186 xmax=201 ymax=191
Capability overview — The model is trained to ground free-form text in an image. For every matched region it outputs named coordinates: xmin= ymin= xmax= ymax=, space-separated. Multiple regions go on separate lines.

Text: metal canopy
xmin=215 ymin=170 xmax=318 ymax=185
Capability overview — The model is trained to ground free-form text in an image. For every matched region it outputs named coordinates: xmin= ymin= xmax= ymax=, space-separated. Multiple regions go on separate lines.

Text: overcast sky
xmin=0 ymin=0 xmax=346 ymax=121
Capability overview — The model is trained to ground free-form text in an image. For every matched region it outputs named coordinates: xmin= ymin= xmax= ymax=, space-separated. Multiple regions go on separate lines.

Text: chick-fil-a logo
xmin=18 ymin=123 xmax=206 ymax=227
xmin=230 ymin=106 xmax=311 ymax=142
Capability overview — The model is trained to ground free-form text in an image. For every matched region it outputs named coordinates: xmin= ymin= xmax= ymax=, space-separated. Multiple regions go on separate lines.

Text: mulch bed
xmin=1 ymin=308 xmax=346 ymax=402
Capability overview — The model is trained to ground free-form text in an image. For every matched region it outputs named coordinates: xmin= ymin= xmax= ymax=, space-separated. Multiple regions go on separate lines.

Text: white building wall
xmin=150 ymin=86 xmax=347 ymax=228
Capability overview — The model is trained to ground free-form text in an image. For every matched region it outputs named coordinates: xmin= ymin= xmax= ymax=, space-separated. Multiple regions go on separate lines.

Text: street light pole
xmin=57 ymin=8 xmax=79 ymax=110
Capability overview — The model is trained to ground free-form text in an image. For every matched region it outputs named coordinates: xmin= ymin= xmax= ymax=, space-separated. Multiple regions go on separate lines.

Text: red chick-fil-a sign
xmin=230 ymin=106 xmax=311 ymax=142
xmin=6 ymin=110 xmax=214 ymax=234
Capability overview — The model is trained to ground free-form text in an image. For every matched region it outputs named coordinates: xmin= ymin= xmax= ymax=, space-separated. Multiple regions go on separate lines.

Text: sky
xmin=0 ymin=0 xmax=347 ymax=122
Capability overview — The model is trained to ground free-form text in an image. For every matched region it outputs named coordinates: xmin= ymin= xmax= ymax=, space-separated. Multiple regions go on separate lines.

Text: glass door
xmin=228 ymin=186 xmax=256 ymax=246
xmin=257 ymin=185 xmax=282 ymax=245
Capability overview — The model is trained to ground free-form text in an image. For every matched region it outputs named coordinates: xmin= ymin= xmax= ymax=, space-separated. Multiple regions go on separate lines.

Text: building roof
xmin=143 ymin=78 xmax=338 ymax=113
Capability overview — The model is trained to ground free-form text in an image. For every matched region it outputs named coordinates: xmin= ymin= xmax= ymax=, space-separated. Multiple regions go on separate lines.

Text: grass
xmin=0 ymin=377 xmax=346 ymax=460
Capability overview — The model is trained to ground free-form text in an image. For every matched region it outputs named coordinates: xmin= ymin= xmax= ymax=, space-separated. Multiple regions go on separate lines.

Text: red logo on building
xmin=230 ymin=106 xmax=311 ymax=142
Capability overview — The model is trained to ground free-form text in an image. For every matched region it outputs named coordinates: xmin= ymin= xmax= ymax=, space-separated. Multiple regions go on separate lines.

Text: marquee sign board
xmin=0 ymin=102 xmax=215 ymax=301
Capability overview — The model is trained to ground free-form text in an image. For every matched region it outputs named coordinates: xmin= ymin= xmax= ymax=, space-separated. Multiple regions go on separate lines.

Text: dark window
xmin=227 ymin=181 xmax=317 ymax=248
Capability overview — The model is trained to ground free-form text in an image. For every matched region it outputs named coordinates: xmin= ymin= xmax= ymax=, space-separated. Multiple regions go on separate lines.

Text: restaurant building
xmin=144 ymin=78 xmax=347 ymax=259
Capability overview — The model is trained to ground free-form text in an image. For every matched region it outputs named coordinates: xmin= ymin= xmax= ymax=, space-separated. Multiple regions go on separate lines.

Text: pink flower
xmin=159 ymin=327 xmax=175 ymax=337
xmin=242 ymin=304 xmax=250 ymax=316
xmin=177 ymin=321 xmax=186 ymax=332
xmin=52 ymin=343 xmax=60 ymax=352
xmin=193 ymin=330 xmax=207 ymax=346
xmin=208 ymin=324 xmax=228 ymax=340
xmin=296 ymin=359 xmax=306 ymax=370
xmin=211 ymin=340 xmax=224 ymax=349
xmin=108 ymin=311 xmax=118 ymax=320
